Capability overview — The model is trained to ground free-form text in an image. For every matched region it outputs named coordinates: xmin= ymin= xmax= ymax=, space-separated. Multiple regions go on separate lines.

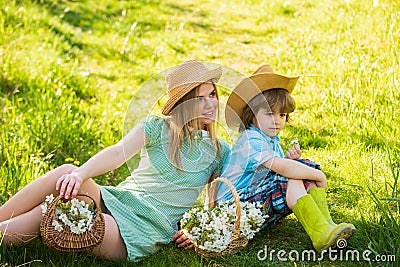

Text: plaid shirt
xmin=217 ymin=124 xmax=284 ymax=202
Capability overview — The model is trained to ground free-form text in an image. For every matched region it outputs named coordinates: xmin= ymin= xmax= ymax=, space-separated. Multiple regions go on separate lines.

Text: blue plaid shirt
xmin=217 ymin=124 xmax=284 ymax=202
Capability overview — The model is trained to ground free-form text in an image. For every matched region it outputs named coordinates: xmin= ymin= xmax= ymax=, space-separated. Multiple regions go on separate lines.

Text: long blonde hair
xmin=167 ymin=83 xmax=221 ymax=170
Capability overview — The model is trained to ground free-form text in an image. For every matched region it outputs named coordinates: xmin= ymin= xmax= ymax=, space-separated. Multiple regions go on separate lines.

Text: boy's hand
xmin=172 ymin=230 xmax=194 ymax=249
xmin=315 ymin=170 xmax=328 ymax=188
xmin=286 ymin=144 xmax=301 ymax=159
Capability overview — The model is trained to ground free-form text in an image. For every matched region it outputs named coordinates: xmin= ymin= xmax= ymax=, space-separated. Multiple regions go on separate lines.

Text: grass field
xmin=0 ymin=0 xmax=399 ymax=266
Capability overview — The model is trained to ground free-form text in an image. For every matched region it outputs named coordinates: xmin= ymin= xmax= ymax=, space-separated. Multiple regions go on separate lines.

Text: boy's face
xmin=253 ymin=108 xmax=287 ymax=137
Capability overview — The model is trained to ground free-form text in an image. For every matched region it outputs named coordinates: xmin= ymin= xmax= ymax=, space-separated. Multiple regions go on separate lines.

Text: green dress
xmin=100 ymin=116 xmax=230 ymax=261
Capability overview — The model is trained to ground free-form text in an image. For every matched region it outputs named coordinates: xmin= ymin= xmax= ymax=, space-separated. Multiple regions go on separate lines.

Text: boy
xmin=218 ymin=65 xmax=356 ymax=252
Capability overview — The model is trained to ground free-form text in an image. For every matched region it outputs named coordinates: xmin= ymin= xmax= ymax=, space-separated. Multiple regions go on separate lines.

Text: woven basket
xmin=194 ymin=177 xmax=248 ymax=258
xmin=40 ymin=193 xmax=105 ymax=252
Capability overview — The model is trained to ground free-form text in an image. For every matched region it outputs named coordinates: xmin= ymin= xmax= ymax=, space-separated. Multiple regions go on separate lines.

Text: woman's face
xmin=196 ymin=82 xmax=218 ymax=125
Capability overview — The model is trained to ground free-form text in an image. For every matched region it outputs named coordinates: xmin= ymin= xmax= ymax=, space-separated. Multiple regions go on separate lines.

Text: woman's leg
xmin=0 ymin=204 xmax=128 ymax=260
xmin=0 ymin=164 xmax=78 ymax=221
xmin=0 ymin=205 xmax=42 ymax=245
xmin=0 ymin=164 xmax=103 ymax=247
xmin=90 ymin=214 xmax=128 ymax=260
xmin=0 ymin=164 xmax=104 ymax=222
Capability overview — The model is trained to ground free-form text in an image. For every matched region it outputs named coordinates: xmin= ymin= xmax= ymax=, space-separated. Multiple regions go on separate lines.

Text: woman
xmin=0 ymin=60 xmax=230 ymax=261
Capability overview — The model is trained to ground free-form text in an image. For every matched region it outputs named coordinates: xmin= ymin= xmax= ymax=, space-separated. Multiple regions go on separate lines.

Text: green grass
xmin=1 ymin=0 xmax=399 ymax=266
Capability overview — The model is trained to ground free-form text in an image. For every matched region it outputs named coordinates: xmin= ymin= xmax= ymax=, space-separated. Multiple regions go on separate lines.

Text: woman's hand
xmin=171 ymin=230 xmax=194 ymax=249
xmin=56 ymin=172 xmax=82 ymax=199
xmin=286 ymin=144 xmax=301 ymax=159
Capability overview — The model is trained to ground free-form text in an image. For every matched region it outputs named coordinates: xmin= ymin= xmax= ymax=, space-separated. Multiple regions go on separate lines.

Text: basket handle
xmin=207 ymin=177 xmax=242 ymax=237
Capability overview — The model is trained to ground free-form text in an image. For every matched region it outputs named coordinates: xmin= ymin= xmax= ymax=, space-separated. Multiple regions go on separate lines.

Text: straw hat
xmin=162 ymin=60 xmax=222 ymax=115
xmin=225 ymin=64 xmax=300 ymax=130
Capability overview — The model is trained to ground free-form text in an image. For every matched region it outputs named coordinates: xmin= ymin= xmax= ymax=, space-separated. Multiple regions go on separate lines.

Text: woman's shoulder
xmin=216 ymin=138 xmax=231 ymax=162
xmin=139 ymin=115 xmax=168 ymax=129
xmin=139 ymin=115 xmax=168 ymax=143
xmin=139 ymin=115 xmax=164 ymax=124
xmin=218 ymin=138 xmax=231 ymax=151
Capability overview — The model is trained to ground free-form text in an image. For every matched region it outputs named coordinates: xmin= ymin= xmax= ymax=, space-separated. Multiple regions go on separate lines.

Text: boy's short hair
xmin=239 ymin=88 xmax=296 ymax=132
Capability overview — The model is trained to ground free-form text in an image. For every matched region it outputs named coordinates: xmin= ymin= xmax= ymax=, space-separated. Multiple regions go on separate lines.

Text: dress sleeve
xmin=138 ymin=115 xmax=164 ymax=146
xmin=245 ymin=133 xmax=281 ymax=172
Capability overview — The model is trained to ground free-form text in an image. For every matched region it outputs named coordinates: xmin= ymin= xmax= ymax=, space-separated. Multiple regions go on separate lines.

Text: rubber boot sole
xmin=317 ymin=225 xmax=357 ymax=252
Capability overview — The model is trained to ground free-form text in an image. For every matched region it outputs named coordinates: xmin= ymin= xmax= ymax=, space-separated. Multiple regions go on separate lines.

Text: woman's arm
xmin=172 ymin=174 xmax=219 ymax=249
xmin=56 ymin=124 xmax=147 ymax=198
xmin=263 ymin=157 xmax=327 ymax=187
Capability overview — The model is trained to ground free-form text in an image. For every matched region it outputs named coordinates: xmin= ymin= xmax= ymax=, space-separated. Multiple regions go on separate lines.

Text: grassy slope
xmin=0 ymin=0 xmax=399 ymax=266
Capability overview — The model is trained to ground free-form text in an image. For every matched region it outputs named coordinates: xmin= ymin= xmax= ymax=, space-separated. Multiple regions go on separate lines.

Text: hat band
xmin=167 ymin=86 xmax=183 ymax=99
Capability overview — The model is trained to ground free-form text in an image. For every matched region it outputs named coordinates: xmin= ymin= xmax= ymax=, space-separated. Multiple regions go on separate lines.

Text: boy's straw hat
xmin=162 ymin=60 xmax=222 ymax=115
xmin=225 ymin=64 xmax=299 ymax=130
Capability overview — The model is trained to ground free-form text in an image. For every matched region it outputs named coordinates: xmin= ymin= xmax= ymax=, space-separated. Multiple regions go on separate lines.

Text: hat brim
xmin=161 ymin=67 xmax=222 ymax=115
xmin=225 ymin=73 xmax=299 ymax=131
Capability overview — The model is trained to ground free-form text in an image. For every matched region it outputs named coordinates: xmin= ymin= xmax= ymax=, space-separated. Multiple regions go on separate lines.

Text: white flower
xmin=45 ymin=194 xmax=55 ymax=204
xmin=52 ymin=220 xmax=63 ymax=232
xmin=70 ymin=206 xmax=78 ymax=216
xmin=42 ymin=194 xmax=96 ymax=235
xmin=180 ymin=201 xmax=267 ymax=253
xmin=290 ymin=138 xmax=299 ymax=145
xmin=40 ymin=203 xmax=48 ymax=214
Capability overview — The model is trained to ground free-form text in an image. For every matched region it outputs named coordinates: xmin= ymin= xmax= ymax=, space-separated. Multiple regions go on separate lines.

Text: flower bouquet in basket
xmin=180 ymin=178 xmax=267 ymax=257
xmin=39 ymin=193 xmax=105 ymax=252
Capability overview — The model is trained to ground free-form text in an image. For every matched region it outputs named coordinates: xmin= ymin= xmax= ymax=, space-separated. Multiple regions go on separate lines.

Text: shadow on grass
xmin=0 ymin=239 xmax=115 ymax=266
xmin=0 ymin=73 xmax=23 ymax=96
xmin=0 ymin=216 xmax=388 ymax=267
xmin=31 ymin=0 xmax=214 ymax=62
xmin=162 ymin=217 xmax=369 ymax=266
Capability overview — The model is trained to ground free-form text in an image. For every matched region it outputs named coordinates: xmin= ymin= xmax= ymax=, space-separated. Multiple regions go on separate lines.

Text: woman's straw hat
xmin=162 ymin=60 xmax=222 ymax=115
xmin=225 ymin=64 xmax=300 ymax=130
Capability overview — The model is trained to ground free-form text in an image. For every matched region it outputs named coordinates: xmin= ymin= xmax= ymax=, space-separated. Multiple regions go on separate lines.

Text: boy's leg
xmin=292 ymin=194 xmax=355 ymax=252
xmin=308 ymin=187 xmax=356 ymax=231
xmin=286 ymin=179 xmax=355 ymax=251
xmin=286 ymin=179 xmax=307 ymax=209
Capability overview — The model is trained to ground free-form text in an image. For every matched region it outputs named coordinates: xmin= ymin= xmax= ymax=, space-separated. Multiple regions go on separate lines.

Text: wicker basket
xmin=40 ymin=193 xmax=105 ymax=252
xmin=194 ymin=177 xmax=248 ymax=258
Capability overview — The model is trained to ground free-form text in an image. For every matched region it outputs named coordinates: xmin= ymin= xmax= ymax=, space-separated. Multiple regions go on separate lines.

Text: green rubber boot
xmin=292 ymin=194 xmax=355 ymax=252
xmin=309 ymin=188 xmax=357 ymax=231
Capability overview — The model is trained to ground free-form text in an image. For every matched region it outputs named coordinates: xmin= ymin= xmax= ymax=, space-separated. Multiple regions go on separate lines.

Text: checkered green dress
xmin=100 ymin=116 xmax=230 ymax=262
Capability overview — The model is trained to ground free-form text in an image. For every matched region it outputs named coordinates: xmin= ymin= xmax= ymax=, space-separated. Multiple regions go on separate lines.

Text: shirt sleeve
xmin=245 ymin=132 xmax=281 ymax=172
xmin=138 ymin=115 xmax=164 ymax=146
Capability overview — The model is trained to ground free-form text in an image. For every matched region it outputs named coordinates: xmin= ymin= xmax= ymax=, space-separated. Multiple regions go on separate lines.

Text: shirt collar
xmin=249 ymin=124 xmax=280 ymax=143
